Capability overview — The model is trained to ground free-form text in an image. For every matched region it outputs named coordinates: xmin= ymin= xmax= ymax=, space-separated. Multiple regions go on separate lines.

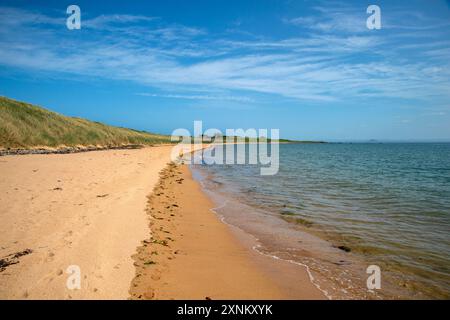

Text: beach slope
xmin=130 ymin=163 xmax=325 ymax=299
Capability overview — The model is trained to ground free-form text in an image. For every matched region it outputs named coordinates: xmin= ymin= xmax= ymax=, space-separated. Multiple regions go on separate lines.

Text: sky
xmin=0 ymin=0 xmax=449 ymax=141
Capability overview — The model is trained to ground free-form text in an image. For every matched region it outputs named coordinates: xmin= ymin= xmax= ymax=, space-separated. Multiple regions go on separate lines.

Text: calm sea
xmin=191 ymin=143 xmax=450 ymax=299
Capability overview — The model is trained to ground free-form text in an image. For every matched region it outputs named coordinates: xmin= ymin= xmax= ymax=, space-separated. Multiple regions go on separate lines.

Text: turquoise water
xmin=192 ymin=143 xmax=450 ymax=299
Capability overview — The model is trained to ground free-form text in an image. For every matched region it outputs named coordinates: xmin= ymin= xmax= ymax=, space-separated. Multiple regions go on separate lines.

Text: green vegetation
xmin=0 ymin=96 xmax=325 ymax=150
xmin=0 ymin=96 xmax=172 ymax=149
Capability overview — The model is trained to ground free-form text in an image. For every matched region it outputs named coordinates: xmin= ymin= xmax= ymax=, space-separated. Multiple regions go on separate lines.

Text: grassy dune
xmin=0 ymin=96 xmax=172 ymax=149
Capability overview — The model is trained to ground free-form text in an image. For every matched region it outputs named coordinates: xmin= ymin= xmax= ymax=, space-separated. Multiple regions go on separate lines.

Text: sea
xmin=190 ymin=143 xmax=450 ymax=299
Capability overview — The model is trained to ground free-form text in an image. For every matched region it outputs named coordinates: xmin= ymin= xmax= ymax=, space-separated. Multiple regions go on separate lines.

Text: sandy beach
xmin=0 ymin=145 xmax=324 ymax=299
xmin=0 ymin=146 xmax=176 ymax=299
xmin=129 ymin=162 xmax=325 ymax=299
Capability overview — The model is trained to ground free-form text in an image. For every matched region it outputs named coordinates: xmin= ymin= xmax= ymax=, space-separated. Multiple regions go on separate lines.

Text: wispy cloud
xmin=83 ymin=14 xmax=157 ymax=30
xmin=136 ymin=93 xmax=255 ymax=103
xmin=284 ymin=6 xmax=368 ymax=33
xmin=0 ymin=6 xmax=64 ymax=28
xmin=0 ymin=4 xmax=449 ymax=104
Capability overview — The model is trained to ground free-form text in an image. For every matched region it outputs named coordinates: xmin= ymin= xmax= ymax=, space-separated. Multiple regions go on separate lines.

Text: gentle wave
xmin=192 ymin=143 xmax=450 ymax=299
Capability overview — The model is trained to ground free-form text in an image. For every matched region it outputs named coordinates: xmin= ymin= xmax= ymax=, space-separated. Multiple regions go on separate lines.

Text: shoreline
xmin=190 ymin=147 xmax=445 ymax=300
xmin=129 ymin=162 xmax=325 ymax=299
xmin=1 ymin=144 xmax=325 ymax=299
xmin=0 ymin=144 xmax=171 ymax=157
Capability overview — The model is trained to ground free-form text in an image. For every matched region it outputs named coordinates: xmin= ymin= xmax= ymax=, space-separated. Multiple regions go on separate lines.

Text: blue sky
xmin=0 ymin=0 xmax=449 ymax=141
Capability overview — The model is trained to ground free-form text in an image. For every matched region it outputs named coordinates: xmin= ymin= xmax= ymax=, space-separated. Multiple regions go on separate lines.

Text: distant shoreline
xmin=0 ymin=140 xmax=327 ymax=157
xmin=0 ymin=144 xmax=146 ymax=157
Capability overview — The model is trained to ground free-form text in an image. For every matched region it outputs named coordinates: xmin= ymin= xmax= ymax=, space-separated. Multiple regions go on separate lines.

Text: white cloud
xmin=285 ymin=5 xmax=368 ymax=33
xmin=83 ymin=14 xmax=157 ymax=30
xmin=136 ymin=93 xmax=255 ymax=103
xmin=0 ymin=6 xmax=449 ymax=104
xmin=0 ymin=6 xmax=64 ymax=27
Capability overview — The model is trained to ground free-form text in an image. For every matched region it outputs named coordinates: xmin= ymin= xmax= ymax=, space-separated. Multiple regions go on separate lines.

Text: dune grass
xmin=0 ymin=96 xmax=172 ymax=149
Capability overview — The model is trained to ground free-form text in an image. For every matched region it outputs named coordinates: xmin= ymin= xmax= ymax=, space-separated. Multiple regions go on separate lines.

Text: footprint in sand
xmin=143 ymin=289 xmax=155 ymax=299
xmin=150 ymin=269 xmax=162 ymax=281
xmin=151 ymin=273 xmax=161 ymax=281
xmin=45 ymin=251 xmax=55 ymax=262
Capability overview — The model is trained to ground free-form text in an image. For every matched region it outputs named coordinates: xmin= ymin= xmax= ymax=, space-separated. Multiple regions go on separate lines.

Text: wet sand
xmin=129 ymin=163 xmax=325 ymax=299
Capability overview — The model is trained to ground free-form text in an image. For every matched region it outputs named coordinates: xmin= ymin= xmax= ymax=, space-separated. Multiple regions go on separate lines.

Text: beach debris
xmin=130 ymin=161 xmax=189 ymax=299
xmin=53 ymin=187 xmax=63 ymax=191
xmin=0 ymin=145 xmax=143 ymax=157
xmin=0 ymin=248 xmax=33 ymax=272
xmin=96 ymin=194 xmax=109 ymax=198
xmin=205 ymin=296 xmax=212 ymax=300
xmin=151 ymin=239 xmax=168 ymax=246
xmin=333 ymin=260 xmax=351 ymax=266
xmin=336 ymin=245 xmax=351 ymax=253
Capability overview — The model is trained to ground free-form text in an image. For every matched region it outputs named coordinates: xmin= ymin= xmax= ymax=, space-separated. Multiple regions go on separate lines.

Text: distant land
xmin=0 ymin=96 xmax=324 ymax=155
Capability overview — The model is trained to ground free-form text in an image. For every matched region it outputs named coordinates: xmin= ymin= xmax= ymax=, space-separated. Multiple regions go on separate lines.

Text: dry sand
xmin=0 ymin=146 xmax=175 ymax=299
